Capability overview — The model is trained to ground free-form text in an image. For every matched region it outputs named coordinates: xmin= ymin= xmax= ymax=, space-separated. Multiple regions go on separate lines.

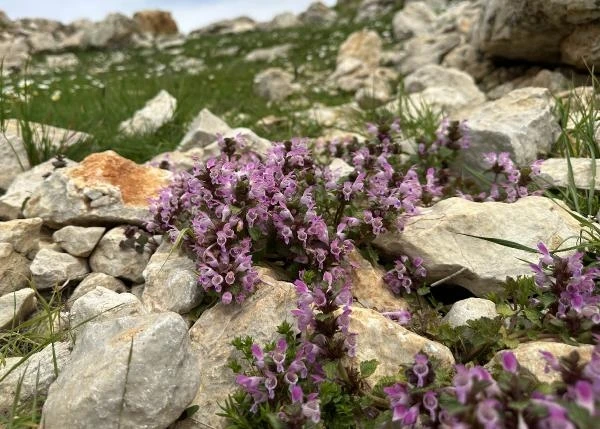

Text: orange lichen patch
xmin=68 ymin=151 xmax=170 ymax=207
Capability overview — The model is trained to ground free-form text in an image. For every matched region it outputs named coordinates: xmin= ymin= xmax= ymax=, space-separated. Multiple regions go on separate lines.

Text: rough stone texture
xmin=0 ymin=158 xmax=76 ymax=220
xmin=0 ymin=218 xmax=42 ymax=256
xmin=0 ymin=120 xmax=88 ymax=191
xmin=184 ymin=275 xmax=296 ymax=428
xmin=0 ymin=37 xmax=30 ymax=70
xmin=404 ymin=65 xmax=486 ymax=115
xmin=52 ymin=226 xmax=105 ymax=258
xmin=0 ymin=288 xmax=36 ymax=329
xmin=177 ymin=108 xmax=230 ymax=151
xmin=190 ymin=17 xmax=256 ymax=36
xmin=82 ymin=13 xmax=139 ymax=49
xmin=119 ymin=90 xmax=177 ymax=136
xmin=442 ymin=43 xmax=493 ymax=82
xmin=69 ymin=287 xmax=145 ymax=336
xmin=23 ymin=151 xmax=171 ymax=227
xmin=142 ymin=242 xmax=203 ymax=314
xmin=455 ymin=88 xmax=560 ymax=171
xmin=89 ymin=226 xmax=152 ymax=283
xmin=350 ymin=251 xmax=408 ymax=313
xmin=254 ymin=67 xmax=299 ymax=102
xmin=67 ymin=273 xmax=127 ymax=308
xmin=357 ymin=0 xmax=402 ymax=21
xmin=397 ymin=33 xmax=461 ymax=76
xmin=392 ymin=1 xmax=436 ymax=41
xmin=349 ymin=307 xmax=454 ymax=386
xmin=245 ymin=43 xmax=292 ymax=62
xmin=473 ymin=0 xmax=600 ymax=70
xmin=335 ymin=29 xmax=382 ymax=78
xmin=30 ymin=248 xmax=89 ymax=290
xmin=355 ymin=74 xmax=392 ymax=109
xmin=133 ymin=10 xmax=178 ymax=35
xmin=300 ymin=2 xmax=338 ymax=26
xmin=0 ymin=243 xmax=31 ymax=295
xmin=265 ymin=12 xmax=300 ymax=29
xmin=487 ymin=342 xmax=595 ymax=384
xmin=0 ymin=342 xmax=71 ymax=415
xmin=442 ymin=298 xmax=499 ymax=328
xmin=536 ymin=158 xmax=600 ymax=190
xmin=41 ymin=312 xmax=199 ymax=429
xmin=375 ymin=196 xmax=583 ymax=297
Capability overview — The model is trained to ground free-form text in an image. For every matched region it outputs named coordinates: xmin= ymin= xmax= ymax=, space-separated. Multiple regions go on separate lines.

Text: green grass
xmin=1 ymin=15 xmax=396 ymax=165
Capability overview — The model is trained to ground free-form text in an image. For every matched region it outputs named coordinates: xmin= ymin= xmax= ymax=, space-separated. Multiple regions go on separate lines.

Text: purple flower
xmin=475 ymin=399 xmax=501 ymax=429
xmin=412 ymin=354 xmax=430 ymax=387
xmin=501 ymin=351 xmax=519 ymax=374
xmin=423 ymin=390 xmax=438 ymax=421
xmin=301 ymin=396 xmax=321 ymax=423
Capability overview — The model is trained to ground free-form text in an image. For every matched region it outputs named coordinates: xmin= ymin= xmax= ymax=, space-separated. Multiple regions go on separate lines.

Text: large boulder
xmin=392 ymin=1 xmax=437 ymax=41
xmin=41 ymin=312 xmax=199 ymax=429
xmin=300 ymin=2 xmax=338 ymax=26
xmin=455 ymin=88 xmax=560 ymax=171
xmin=536 ymin=158 xmax=600 ymax=190
xmin=23 ymin=151 xmax=171 ymax=227
xmin=253 ymin=68 xmax=300 ymax=102
xmin=375 ymin=196 xmax=583 ymax=297
xmin=82 ymin=13 xmax=139 ymax=49
xmin=133 ymin=10 xmax=178 ymax=35
xmin=473 ymin=0 xmax=600 ymax=70
xmin=0 ymin=37 xmax=29 ymax=70
xmin=183 ymin=275 xmax=296 ymax=428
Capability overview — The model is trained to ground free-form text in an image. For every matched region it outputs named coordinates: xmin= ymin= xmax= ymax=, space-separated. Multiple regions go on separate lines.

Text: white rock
xmin=185 ymin=275 xmax=296 ymax=428
xmin=67 ymin=273 xmax=127 ymax=308
xmin=392 ymin=1 xmax=437 ymax=41
xmin=82 ymin=13 xmax=138 ymax=49
xmin=0 ymin=158 xmax=76 ymax=220
xmin=397 ymin=33 xmax=461 ymax=75
xmin=332 ymin=30 xmax=382 ymax=91
xmin=119 ymin=90 xmax=177 ymax=135
xmin=265 ymin=12 xmax=300 ymax=29
xmin=69 ymin=287 xmax=145 ymax=336
xmin=142 ymin=242 xmax=203 ymax=314
xmin=375 ymin=196 xmax=583 ymax=296
xmin=177 ymin=108 xmax=231 ymax=151
xmin=536 ymin=158 xmax=600 ymax=190
xmin=245 ymin=43 xmax=292 ymax=62
xmin=41 ymin=312 xmax=200 ymax=429
xmin=0 ymin=243 xmax=31 ymax=295
xmin=0 ymin=129 xmax=29 ymax=191
xmin=89 ymin=226 xmax=153 ymax=283
xmin=0 ymin=218 xmax=42 ymax=256
xmin=30 ymin=248 xmax=89 ymax=290
xmin=299 ymin=2 xmax=338 ymax=26
xmin=0 ymin=342 xmax=71 ymax=414
xmin=355 ymin=75 xmax=392 ymax=109
xmin=349 ymin=306 xmax=454 ymax=385
xmin=0 ymin=288 xmax=36 ymax=329
xmin=254 ymin=67 xmax=299 ymax=102
xmin=456 ymin=88 xmax=560 ymax=170
xmin=52 ymin=226 xmax=105 ymax=257
xmin=0 ymin=37 xmax=30 ymax=70
xmin=443 ymin=298 xmax=499 ymax=328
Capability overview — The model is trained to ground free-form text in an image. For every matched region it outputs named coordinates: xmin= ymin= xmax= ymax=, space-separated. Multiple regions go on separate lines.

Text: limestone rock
xmin=349 ymin=306 xmax=454 ymax=385
xmin=41 ymin=312 xmax=199 ymax=429
xmin=355 ymin=75 xmax=392 ymax=109
xmin=536 ymin=158 xmax=600 ymax=190
xmin=404 ymin=65 xmax=486 ymax=115
xmin=30 ymin=248 xmax=88 ymax=290
xmin=265 ymin=13 xmax=300 ymax=30
xmin=300 ymin=2 xmax=338 ymax=26
xmin=392 ymin=1 xmax=436 ymax=41
xmin=0 ymin=157 xmax=76 ymax=220
xmin=185 ymin=275 xmax=296 ymax=428
xmin=0 ymin=342 xmax=71 ymax=414
xmin=335 ymin=29 xmax=382 ymax=79
xmin=455 ymin=88 xmax=560 ymax=170
xmin=23 ymin=151 xmax=171 ymax=227
xmin=119 ymin=90 xmax=177 ymax=135
xmin=178 ymin=108 xmax=230 ymax=151
xmin=69 ymin=287 xmax=145 ymax=336
xmin=0 ymin=288 xmax=36 ymax=329
xmin=0 ymin=128 xmax=29 ymax=190
xmin=67 ymin=273 xmax=127 ymax=308
xmin=397 ymin=33 xmax=461 ymax=75
xmin=487 ymin=342 xmax=595 ymax=384
xmin=245 ymin=43 xmax=292 ymax=62
xmin=133 ymin=10 xmax=178 ymax=35
xmin=357 ymin=0 xmax=401 ymax=21
xmin=0 ymin=37 xmax=29 ymax=70
xmin=0 ymin=243 xmax=31 ymax=295
xmin=190 ymin=17 xmax=255 ymax=36
xmin=82 ymin=13 xmax=139 ymax=49
xmin=375 ymin=196 xmax=583 ymax=297
xmin=473 ymin=0 xmax=600 ymax=70
xmin=350 ymin=251 xmax=408 ymax=313
xmin=52 ymin=226 xmax=105 ymax=257
xmin=254 ymin=68 xmax=299 ymax=102
xmin=142 ymin=242 xmax=203 ymax=314
xmin=89 ymin=226 xmax=153 ymax=283
xmin=0 ymin=218 xmax=42 ymax=256
xmin=442 ymin=298 xmax=499 ymax=328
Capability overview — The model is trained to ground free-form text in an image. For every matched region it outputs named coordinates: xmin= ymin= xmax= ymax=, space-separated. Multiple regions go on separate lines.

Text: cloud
xmin=2 ymin=0 xmax=336 ymax=32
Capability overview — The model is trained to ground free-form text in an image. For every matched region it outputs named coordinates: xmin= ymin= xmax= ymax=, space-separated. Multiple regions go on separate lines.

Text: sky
xmin=1 ymin=0 xmax=337 ymax=33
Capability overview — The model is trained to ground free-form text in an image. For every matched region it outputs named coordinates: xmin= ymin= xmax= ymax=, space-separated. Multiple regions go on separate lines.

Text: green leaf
xmin=323 ymin=361 xmax=339 ymax=380
xmin=524 ymin=308 xmax=542 ymax=326
xmin=496 ymin=303 xmax=515 ymax=317
xmin=456 ymin=233 xmax=538 ymax=253
xmin=248 ymin=227 xmax=262 ymax=242
xmin=359 ymin=359 xmax=379 ymax=378
xmin=184 ymin=405 xmax=199 ymax=418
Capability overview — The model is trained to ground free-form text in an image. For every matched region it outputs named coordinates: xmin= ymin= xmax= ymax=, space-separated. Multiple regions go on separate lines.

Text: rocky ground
xmin=0 ymin=0 xmax=599 ymax=428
